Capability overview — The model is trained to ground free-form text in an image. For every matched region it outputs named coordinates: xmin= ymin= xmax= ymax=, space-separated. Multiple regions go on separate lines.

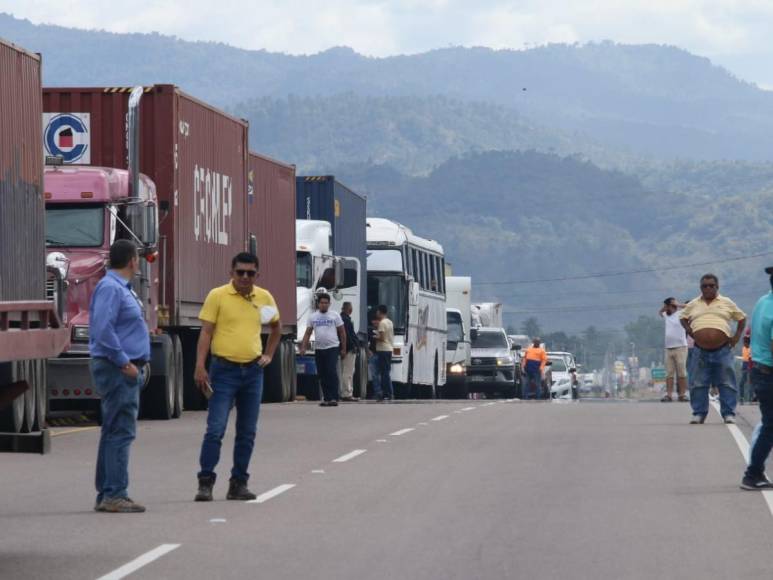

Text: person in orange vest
xmin=521 ymin=338 xmax=547 ymax=400
xmin=740 ymin=335 xmax=753 ymax=404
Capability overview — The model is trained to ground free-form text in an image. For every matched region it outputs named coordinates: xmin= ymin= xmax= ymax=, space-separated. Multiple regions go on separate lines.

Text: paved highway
xmin=3 ymin=400 xmax=773 ymax=579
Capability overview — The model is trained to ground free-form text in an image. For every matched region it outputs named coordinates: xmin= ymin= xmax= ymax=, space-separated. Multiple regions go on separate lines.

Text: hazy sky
xmin=5 ymin=1 xmax=773 ymax=88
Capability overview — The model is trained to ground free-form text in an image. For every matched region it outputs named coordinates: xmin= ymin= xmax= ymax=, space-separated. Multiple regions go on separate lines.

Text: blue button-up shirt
xmin=89 ymin=270 xmax=151 ymax=367
xmin=751 ymin=291 xmax=773 ymax=367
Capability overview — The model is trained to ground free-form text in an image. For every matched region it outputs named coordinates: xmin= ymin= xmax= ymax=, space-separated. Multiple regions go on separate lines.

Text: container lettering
xmin=193 ymin=165 xmax=231 ymax=245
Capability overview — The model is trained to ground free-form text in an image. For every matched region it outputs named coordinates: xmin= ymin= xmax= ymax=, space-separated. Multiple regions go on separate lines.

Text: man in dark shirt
xmin=89 ymin=240 xmax=150 ymax=513
xmin=340 ymin=302 xmax=360 ymax=401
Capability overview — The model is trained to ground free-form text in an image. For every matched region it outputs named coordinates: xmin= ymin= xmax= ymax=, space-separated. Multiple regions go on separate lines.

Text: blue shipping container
xmin=296 ymin=176 xmax=367 ymax=334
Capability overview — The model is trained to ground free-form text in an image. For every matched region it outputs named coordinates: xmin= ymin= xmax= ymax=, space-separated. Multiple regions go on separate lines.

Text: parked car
xmin=547 ymin=354 xmax=577 ymax=399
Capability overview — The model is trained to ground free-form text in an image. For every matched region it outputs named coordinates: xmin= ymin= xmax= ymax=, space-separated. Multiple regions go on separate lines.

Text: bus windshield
xmin=45 ymin=204 xmax=104 ymax=247
xmin=447 ymin=311 xmax=464 ymax=349
xmin=296 ymin=252 xmax=313 ymax=288
xmin=367 ymin=273 xmax=407 ymax=334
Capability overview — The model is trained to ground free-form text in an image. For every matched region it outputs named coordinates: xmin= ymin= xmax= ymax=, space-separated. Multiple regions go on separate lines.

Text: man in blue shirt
xmin=90 ymin=240 xmax=150 ymax=512
xmin=741 ymin=266 xmax=773 ymax=490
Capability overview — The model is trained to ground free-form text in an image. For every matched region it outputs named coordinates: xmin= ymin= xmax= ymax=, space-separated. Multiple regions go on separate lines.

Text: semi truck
xmin=471 ymin=302 xmax=503 ymax=328
xmin=41 ymin=85 xmax=298 ymax=420
xmin=445 ymin=276 xmax=472 ymax=398
xmin=1 ymin=38 xmax=69 ymax=452
xmin=295 ymin=176 xmax=368 ymax=399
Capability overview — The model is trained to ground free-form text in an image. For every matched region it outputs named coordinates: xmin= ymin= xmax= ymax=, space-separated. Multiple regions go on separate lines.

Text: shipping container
xmin=247 ymin=152 xmax=297 ymax=332
xmin=0 ymin=38 xmax=45 ymax=303
xmin=42 ymin=85 xmax=249 ymax=326
xmin=296 ymin=176 xmax=367 ymax=333
xmin=1 ymin=38 xmax=68 ymax=449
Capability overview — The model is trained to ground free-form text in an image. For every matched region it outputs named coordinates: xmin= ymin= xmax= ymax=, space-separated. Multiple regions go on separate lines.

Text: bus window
xmin=430 ymin=256 xmax=439 ymax=292
xmin=421 ymin=252 xmax=428 ymax=290
xmin=412 ymin=249 xmax=419 ymax=283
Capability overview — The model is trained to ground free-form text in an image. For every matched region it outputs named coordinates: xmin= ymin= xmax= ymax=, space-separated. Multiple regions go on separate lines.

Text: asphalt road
xmin=3 ymin=399 xmax=773 ymax=580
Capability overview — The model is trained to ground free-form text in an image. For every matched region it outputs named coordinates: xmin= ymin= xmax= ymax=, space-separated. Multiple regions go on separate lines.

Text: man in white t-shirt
xmin=659 ymin=297 xmax=689 ymax=402
xmin=300 ymin=293 xmax=346 ymax=407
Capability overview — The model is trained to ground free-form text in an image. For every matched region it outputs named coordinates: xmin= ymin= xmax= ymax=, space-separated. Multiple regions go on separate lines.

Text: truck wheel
xmin=181 ymin=329 xmax=207 ymax=411
xmin=142 ymin=334 xmax=174 ymax=420
xmin=0 ymin=361 xmax=25 ymax=433
xmin=433 ymin=354 xmax=441 ymax=399
xmin=172 ymin=335 xmax=184 ymax=418
xmin=33 ymin=359 xmax=47 ymax=431
xmin=286 ymin=342 xmax=297 ymax=402
xmin=354 ymin=346 xmax=368 ymax=399
xmin=19 ymin=359 xmax=36 ymax=433
xmin=263 ymin=342 xmax=284 ymax=403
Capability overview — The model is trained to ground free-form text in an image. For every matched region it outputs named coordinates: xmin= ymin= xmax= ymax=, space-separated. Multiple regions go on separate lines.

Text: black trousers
xmin=315 ymin=347 xmax=340 ymax=402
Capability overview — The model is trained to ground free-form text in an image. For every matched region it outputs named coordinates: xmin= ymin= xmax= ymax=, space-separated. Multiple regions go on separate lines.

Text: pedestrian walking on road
xmin=680 ymin=274 xmax=746 ymax=425
xmin=194 ymin=252 xmax=281 ymax=502
xmin=521 ymin=338 xmax=547 ymax=400
xmin=340 ymin=301 xmax=360 ymax=402
xmin=300 ymin=293 xmax=346 ymax=407
xmin=659 ymin=297 xmax=689 ymax=402
xmin=739 ymin=336 xmax=753 ymax=404
xmin=374 ymin=305 xmax=395 ymax=401
xmin=90 ymin=240 xmax=150 ymax=513
xmin=741 ymin=266 xmax=773 ymax=490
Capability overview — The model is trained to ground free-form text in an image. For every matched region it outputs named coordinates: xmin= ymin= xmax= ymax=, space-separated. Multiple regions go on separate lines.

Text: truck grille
xmin=471 ymin=357 xmax=497 ymax=366
xmin=46 ymin=279 xmax=56 ymax=301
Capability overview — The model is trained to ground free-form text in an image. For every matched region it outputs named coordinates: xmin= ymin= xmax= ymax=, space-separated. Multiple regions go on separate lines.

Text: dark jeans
xmin=198 ymin=358 xmax=263 ymax=482
xmin=315 ymin=347 xmax=341 ymax=402
xmin=688 ymin=344 xmax=737 ymax=418
xmin=374 ymin=351 xmax=393 ymax=399
xmin=91 ymin=358 xmax=142 ymax=503
xmin=739 ymin=364 xmax=751 ymax=403
xmin=746 ymin=367 xmax=773 ymax=478
xmin=525 ymin=370 xmax=541 ymax=399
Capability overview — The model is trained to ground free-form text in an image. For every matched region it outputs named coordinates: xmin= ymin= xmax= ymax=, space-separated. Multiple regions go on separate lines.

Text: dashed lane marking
xmin=377 ymin=439 xmax=388 ymax=443
xmin=332 ymin=449 xmax=367 ymax=463
xmin=390 ymin=428 xmax=415 ymax=436
xmin=247 ymin=484 xmax=296 ymax=504
xmin=311 ymin=469 xmax=325 ymax=474
xmin=95 ymin=543 xmax=181 ymax=580
xmin=711 ymin=401 xmax=773 ymax=517
xmin=461 ymin=406 xmax=476 ymax=411
xmin=431 ymin=415 xmax=449 ymax=421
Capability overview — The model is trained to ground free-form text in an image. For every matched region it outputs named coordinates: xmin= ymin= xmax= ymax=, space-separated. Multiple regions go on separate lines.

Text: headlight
xmin=497 ymin=356 xmax=514 ymax=366
xmin=449 ymin=363 xmax=465 ymax=374
xmin=72 ymin=325 xmax=89 ymax=341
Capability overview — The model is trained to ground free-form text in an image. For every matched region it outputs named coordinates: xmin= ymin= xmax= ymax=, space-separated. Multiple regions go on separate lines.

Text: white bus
xmin=366 ymin=218 xmax=447 ymax=398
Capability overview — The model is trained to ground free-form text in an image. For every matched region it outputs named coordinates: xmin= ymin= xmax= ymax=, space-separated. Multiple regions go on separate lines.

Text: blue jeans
xmin=688 ymin=345 xmax=737 ymax=418
xmin=374 ymin=351 xmax=393 ymax=399
xmin=369 ymin=354 xmax=381 ymax=397
xmin=739 ymin=364 xmax=751 ymax=403
xmin=746 ymin=367 xmax=773 ymax=478
xmin=198 ymin=358 xmax=263 ymax=482
xmin=92 ymin=358 xmax=142 ymax=503
xmin=315 ymin=347 xmax=340 ymax=402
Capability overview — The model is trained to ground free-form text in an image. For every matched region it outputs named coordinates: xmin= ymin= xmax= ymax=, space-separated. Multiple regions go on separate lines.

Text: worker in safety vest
xmin=521 ymin=338 xmax=548 ymax=400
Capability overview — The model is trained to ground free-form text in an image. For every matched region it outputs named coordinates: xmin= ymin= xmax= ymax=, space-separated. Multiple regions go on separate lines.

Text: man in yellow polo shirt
xmin=680 ymin=273 xmax=746 ymax=425
xmin=193 ymin=252 xmax=281 ymax=502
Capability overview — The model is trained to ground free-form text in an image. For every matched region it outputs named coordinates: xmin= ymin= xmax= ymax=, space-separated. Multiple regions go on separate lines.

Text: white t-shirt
xmin=376 ymin=318 xmax=394 ymax=352
xmin=309 ymin=310 xmax=343 ymax=350
xmin=663 ymin=311 xmax=688 ymax=349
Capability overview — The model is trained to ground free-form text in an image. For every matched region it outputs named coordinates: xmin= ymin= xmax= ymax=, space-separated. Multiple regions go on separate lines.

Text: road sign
xmin=651 ymin=367 xmax=667 ymax=380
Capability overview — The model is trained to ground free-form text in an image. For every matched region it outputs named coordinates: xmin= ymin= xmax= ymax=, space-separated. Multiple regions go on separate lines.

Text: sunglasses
xmin=701 ymin=283 xmax=717 ymax=288
xmin=235 ymin=269 xmax=257 ymax=278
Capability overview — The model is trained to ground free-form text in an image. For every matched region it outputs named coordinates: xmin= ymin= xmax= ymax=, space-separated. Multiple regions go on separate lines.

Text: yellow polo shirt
xmin=680 ymin=294 xmax=745 ymax=337
xmin=199 ymin=283 xmax=280 ymax=363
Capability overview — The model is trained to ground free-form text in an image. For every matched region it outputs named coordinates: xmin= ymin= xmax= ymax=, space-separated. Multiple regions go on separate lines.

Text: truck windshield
xmin=471 ymin=331 xmax=508 ymax=349
xmin=296 ymin=252 xmax=313 ymax=288
xmin=45 ymin=204 xmax=104 ymax=247
xmin=447 ymin=311 xmax=464 ymax=349
xmin=367 ymin=273 xmax=407 ymax=334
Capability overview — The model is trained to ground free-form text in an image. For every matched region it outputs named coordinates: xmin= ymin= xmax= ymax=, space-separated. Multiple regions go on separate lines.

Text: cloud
xmin=3 ymin=0 xmax=773 ymax=84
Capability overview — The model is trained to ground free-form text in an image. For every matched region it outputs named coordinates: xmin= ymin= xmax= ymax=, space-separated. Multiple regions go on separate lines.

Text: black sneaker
xmin=328 ymin=400 xmax=339 ymax=407
xmin=741 ymin=475 xmax=773 ymax=490
xmin=227 ymin=478 xmax=257 ymax=501
xmin=319 ymin=401 xmax=330 ymax=407
xmin=690 ymin=415 xmax=706 ymax=424
xmin=195 ymin=475 xmax=215 ymax=502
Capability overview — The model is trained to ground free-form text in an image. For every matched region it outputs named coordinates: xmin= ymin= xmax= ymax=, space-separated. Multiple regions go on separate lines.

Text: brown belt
xmin=211 ymin=355 xmax=259 ymax=368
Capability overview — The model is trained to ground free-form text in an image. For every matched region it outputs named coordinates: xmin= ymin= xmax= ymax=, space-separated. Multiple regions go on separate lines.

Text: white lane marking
xmin=390 ymin=428 xmax=415 ymax=436
xmin=247 ymin=484 xmax=296 ymax=504
xmin=311 ymin=469 xmax=325 ymax=474
xmin=461 ymin=406 xmax=476 ymax=411
xmin=453 ymin=410 xmax=463 ymax=414
xmin=209 ymin=518 xmax=227 ymax=524
xmin=431 ymin=415 xmax=449 ymax=421
xmin=377 ymin=439 xmax=388 ymax=443
xmin=418 ymin=422 xmax=429 ymax=426
xmin=483 ymin=402 xmax=496 ymax=406
xmin=710 ymin=401 xmax=773 ymax=516
xmin=96 ymin=544 xmax=181 ymax=580
xmin=333 ymin=449 xmax=367 ymax=463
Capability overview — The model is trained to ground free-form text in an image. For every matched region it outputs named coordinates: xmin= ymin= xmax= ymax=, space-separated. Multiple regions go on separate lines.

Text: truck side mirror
xmin=512 ymin=344 xmax=521 ymax=351
xmin=159 ymin=200 xmax=170 ymax=212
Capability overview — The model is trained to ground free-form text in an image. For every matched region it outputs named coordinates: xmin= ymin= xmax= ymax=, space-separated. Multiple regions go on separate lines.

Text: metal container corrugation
xmin=248 ymin=153 xmax=296 ymax=333
xmin=295 ymin=176 xmax=367 ymax=333
xmin=42 ymin=85 xmax=249 ymax=325
xmin=0 ymin=38 xmax=45 ymax=302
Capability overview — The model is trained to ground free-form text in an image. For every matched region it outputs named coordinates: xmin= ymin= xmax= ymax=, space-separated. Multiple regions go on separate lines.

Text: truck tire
xmin=181 ymin=329 xmax=207 ymax=411
xmin=33 ymin=359 xmax=47 ymax=431
xmin=0 ymin=361 xmax=25 ymax=433
xmin=284 ymin=341 xmax=297 ymax=402
xmin=263 ymin=342 xmax=285 ymax=403
xmin=353 ymin=346 xmax=368 ymax=399
xmin=20 ymin=359 xmax=36 ymax=433
xmin=142 ymin=334 xmax=174 ymax=420
xmin=171 ymin=334 xmax=184 ymax=418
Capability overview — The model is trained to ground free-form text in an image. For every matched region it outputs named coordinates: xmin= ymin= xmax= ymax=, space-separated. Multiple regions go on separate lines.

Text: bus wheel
xmin=432 ymin=354 xmax=440 ymax=399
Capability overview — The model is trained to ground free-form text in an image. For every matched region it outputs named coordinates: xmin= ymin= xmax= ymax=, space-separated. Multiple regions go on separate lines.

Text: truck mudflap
xmin=47 ymin=356 xmax=98 ymax=399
